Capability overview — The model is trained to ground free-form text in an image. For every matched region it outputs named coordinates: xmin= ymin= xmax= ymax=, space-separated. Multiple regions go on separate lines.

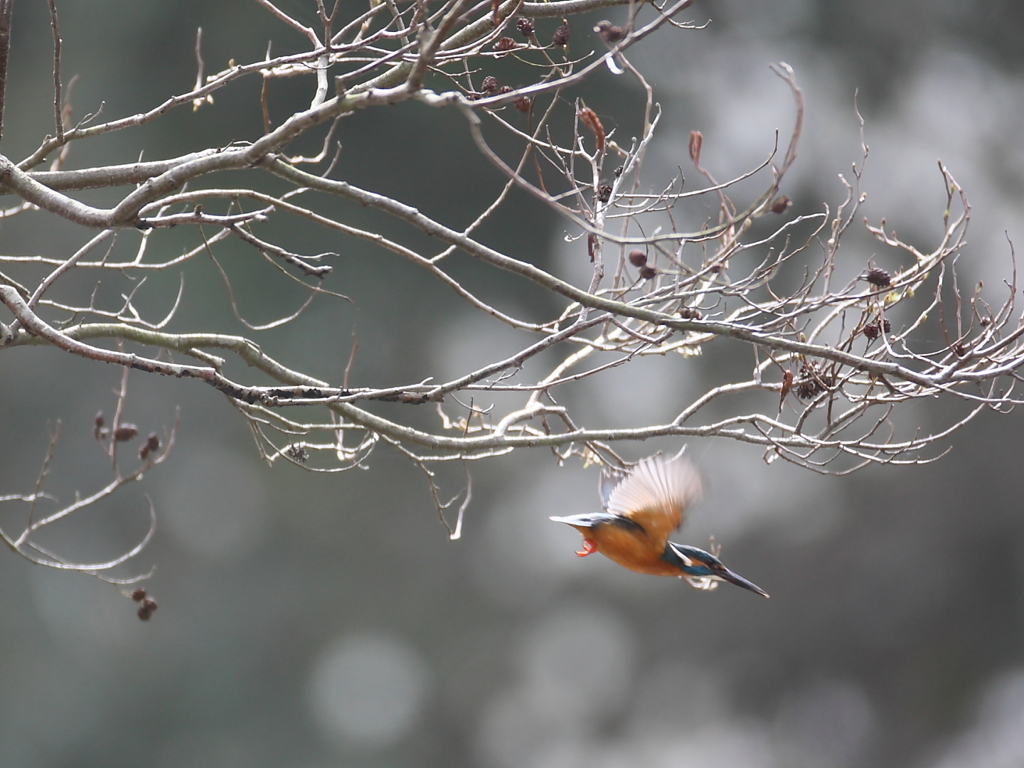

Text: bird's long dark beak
xmin=669 ymin=543 xmax=770 ymax=598
xmin=717 ymin=566 xmax=770 ymax=599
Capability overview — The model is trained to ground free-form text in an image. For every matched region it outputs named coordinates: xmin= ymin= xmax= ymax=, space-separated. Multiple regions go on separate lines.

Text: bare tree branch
xmin=2 ymin=0 xmax=1023 ymax=566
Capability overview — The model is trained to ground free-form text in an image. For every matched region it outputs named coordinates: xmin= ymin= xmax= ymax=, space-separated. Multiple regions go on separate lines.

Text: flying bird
xmin=550 ymin=454 xmax=768 ymax=597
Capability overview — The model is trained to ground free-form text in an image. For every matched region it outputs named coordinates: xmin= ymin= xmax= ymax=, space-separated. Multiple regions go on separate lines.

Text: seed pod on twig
xmin=552 ymin=23 xmax=570 ymax=48
xmin=114 ymin=424 xmax=138 ymax=442
xmin=780 ymin=369 xmax=794 ymax=406
xmin=516 ymin=17 xmax=535 ymax=38
xmin=139 ymin=432 xmax=161 ymax=459
xmin=594 ymin=21 xmax=626 ymax=43
xmin=689 ymin=130 xmax=703 ymax=165
xmin=628 ymin=250 xmax=647 ymax=267
xmin=578 ymin=107 xmax=605 ymax=154
xmin=137 ymin=597 xmax=158 ymax=621
xmin=864 ymin=267 xmax=891 ymax=288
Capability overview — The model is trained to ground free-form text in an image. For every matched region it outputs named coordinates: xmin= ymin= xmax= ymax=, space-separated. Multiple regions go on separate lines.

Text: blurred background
xmin=2 ymin=1 xmax=1024 ymax=767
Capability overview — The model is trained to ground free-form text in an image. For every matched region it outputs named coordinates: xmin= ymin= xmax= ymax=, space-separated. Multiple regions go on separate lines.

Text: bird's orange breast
xmin=589 ymin=524 xmax=682 ymax=577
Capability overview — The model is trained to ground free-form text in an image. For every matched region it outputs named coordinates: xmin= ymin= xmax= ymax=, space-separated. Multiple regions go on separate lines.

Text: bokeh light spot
xmin=307 ymin=632 xmax=429 ymax=750
xmin=159 ymin=448 xmax=270 ymax=560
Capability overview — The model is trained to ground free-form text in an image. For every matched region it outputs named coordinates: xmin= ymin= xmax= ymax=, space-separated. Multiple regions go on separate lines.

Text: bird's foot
xmin=575 ymin=539 xmax=598 ymax=557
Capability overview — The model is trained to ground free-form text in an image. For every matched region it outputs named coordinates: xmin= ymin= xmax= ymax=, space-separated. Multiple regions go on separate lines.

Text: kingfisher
xmin=550 ymin=454 xmax=768 ymax=597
